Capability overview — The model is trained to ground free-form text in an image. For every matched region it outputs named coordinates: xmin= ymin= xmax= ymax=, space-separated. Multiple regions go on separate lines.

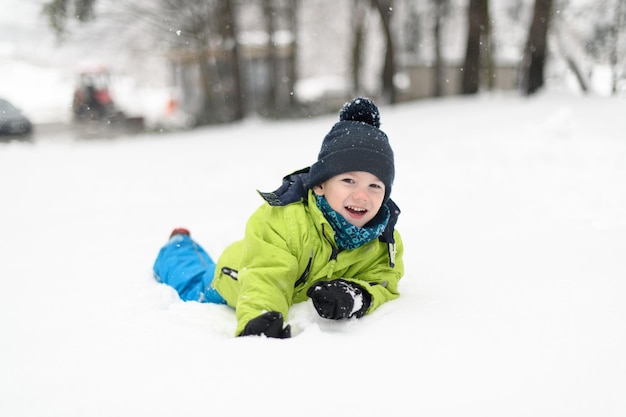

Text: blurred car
xmin=0 ymin=98 xmax=33 ymax=138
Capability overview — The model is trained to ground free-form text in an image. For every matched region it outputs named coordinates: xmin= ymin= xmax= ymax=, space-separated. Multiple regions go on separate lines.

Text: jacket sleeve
xmin=343 ymin=229 xmax=405 ymax=315
xmin=233 ymin=204 xmax=301 ymax=336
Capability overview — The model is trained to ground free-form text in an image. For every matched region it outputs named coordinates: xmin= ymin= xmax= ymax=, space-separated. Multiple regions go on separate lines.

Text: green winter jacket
xmin=212 ymin=189 xmax=404 ymax=336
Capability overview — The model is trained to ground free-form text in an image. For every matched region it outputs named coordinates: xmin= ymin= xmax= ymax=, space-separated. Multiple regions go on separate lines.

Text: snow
xmin=1 ymin=89 xmax=625 ymax=416
xmin=1 ymin=2 xmax=625 ymax=413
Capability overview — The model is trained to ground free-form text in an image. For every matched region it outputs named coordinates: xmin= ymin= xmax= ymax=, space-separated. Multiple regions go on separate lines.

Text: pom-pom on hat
xmin=307 ymin=97 xmax=395 ymax=202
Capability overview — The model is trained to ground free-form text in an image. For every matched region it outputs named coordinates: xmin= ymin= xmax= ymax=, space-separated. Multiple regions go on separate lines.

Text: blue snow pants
xmin=153 ymin=234 xmax=226 ymax=304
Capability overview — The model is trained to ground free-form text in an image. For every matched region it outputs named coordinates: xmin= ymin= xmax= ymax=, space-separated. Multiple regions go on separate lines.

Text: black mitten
xmin=239 ymin=311 xmax=291 ymax=339
xmin=306 ymin=279 xmax=371 ymax=320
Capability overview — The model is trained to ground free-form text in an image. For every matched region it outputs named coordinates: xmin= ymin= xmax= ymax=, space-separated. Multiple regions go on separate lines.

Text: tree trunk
xmin=462 ymin=0 xmax=483 ymax=94
xmin=287 ymin=0 xmax=299 ymax=105
xmin=481 ymin=0 xmax=495 ymax=90
xmin=218 ymin=0 xmax=245 ymax=121
xmin=194 ymin=28 xmax=216 ymax=124
xmin=263 ymin=0 xmax=278 ymax=113
xmin=610 ymin=0 xmax=625 ymax=94
xmin=351 ymin=0 xmax=368 ymax=95
xmin=374 ymin=0 xmax=396 ymax=103
xmin=521 ymin=0 xmax=554 ymax=95
xmin=433 ymin=0 xmax=447 ymax=97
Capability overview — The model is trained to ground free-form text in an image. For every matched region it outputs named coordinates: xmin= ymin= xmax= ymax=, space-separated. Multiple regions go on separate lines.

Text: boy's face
xmin=313 ymin=171 xmax=385 ymax=228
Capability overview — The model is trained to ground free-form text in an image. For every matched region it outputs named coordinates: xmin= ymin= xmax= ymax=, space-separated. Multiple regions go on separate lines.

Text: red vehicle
xmin=72 ymin=66 xmax=123 ymax=122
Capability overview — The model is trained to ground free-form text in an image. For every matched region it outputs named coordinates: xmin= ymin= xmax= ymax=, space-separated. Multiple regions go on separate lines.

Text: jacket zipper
xmin=322 ymin=223 xmax=343 ymax=261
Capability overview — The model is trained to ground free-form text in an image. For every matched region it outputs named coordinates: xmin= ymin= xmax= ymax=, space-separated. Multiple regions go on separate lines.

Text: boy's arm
xmin=308 ymin=231 xmax=405 ymax=319
xmin=234 ymin=205 xmax=300 ymax=336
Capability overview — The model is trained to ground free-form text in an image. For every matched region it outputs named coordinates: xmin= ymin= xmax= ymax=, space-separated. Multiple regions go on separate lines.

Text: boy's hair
xmin=307 ymin=97 xmax=395 ymax=202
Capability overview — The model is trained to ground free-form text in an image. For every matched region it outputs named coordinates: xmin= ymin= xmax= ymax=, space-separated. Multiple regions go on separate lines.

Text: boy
xmin=153 ymin=97 xmax=404 ymax=338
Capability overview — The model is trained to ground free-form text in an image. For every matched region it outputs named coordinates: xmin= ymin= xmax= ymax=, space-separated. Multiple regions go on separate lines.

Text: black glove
xmin=307 ymin=279 xmax=371 ymax=320
xmin=239 ymin=311 xmax=291 ymax=339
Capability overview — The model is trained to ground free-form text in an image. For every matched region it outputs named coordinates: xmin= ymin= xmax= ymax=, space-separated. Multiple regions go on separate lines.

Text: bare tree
xmin=521 ymin=0 xmax=554 ymax=95
xmin=374 ymin=0 xmax=397 ymax=103
xmin=256 ymin=0 xmax=300 ymax=116
xmin=350 ymin=0 xmax=369 ymax=95
xmin=432 ymin=0 xmax=450 ymax=97
xmin=609 ymin=0 xmax=626 ymax=94
xmin=216 ymin=0 xmax=246 ymax=121
xmin=552 ymin=0 xmax=626 ymax=95
xmin=262 ymin=0 xmax=279 ymax=112
xmin=43 ymin=0 xmax=97 ymax=38
xmin=286 ymin=0 xmax=299 ymax=106
xmin=348 ymin=0 xmax=397 ymax=101
xmin=610 ymin=0 xmax=626 ymax=94
xmin=598 ymin=0 xmax=626 ymax=94
xmin=462 ymin=0 xmax=490 ymax=94
xmin=481 ymin=0 xmax=494 ymax=91
xmin=158 ymin=0 xmax=221 ymax=123
xmin=552 ymin=15 xmax=589 ymax=94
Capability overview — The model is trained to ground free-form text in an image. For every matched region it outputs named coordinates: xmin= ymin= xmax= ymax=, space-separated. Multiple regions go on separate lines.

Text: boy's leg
xmin=153 ymin=230 xmax=225 ymax=304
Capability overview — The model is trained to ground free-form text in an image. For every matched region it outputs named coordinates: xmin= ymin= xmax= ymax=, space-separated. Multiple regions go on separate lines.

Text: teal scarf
xmin=315 ymin=195 xmax=390 ymax=250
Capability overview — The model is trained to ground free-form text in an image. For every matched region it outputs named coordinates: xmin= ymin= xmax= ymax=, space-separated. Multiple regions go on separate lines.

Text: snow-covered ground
xmin=1 ymin=90 xmax=625 ymax=416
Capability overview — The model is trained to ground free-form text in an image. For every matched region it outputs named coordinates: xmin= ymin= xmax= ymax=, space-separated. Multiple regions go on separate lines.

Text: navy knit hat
xmin=307 ymin=97 xmax=395 ymax=202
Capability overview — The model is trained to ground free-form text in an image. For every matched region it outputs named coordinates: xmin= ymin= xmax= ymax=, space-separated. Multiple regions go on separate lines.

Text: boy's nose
xmin=352 ymin=188 xmax=368 ymax=201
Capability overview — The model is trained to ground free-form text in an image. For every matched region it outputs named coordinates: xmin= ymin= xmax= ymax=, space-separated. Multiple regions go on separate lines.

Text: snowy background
xmin=2 ymin=91 xmax=625 ymax=416
xmin=2 ymin=1 xmax=626 ymax=416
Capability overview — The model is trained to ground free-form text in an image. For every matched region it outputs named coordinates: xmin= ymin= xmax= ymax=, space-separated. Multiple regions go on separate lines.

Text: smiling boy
xmin=313 ymin=171 xmax=385 ymax=228
xmin=153 ymin=97 xmax=404 ymax=338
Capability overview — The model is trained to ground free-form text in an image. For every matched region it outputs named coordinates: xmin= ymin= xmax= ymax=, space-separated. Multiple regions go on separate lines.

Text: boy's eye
xmin=370 ymin=183 xmax=383 ymax=190
xmin=341 ymin=178 xmax=355 ymax=184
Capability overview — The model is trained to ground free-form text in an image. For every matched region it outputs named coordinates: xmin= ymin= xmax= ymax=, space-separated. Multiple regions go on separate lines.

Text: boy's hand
xmin=307 ymin=279 xmax=371 ymax=319
xmin=240 ymin=311 xmax=291 ymax=338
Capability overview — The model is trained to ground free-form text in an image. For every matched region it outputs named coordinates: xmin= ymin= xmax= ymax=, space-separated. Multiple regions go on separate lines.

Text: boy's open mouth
xmin=345 ymin=205 xmax=367 ymax=218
